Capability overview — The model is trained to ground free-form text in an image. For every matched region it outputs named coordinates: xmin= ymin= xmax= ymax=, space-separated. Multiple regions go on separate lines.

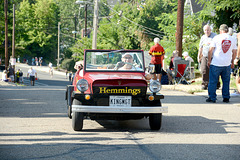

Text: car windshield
xmin=85 ymin=50 xmax=144 ymax=72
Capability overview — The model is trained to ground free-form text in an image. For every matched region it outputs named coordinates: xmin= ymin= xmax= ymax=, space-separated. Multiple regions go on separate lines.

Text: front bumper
xmin=72 ymin=105 xmax=168 ymax=113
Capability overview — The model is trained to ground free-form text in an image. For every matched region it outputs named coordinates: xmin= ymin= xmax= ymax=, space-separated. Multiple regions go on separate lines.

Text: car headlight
xmin=76 ymin=79 xmax=89 ymax=92
xmin=149 ymin=80 xmax=161 ymax=93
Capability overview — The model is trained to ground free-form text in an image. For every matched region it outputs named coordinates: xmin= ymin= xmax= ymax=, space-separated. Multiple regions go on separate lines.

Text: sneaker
xmin=202 ymin=86 xmax=207 ymax=90
xmin=206 ymin=98 xmax=216 ymax=103
xmin=223 ymin=98 xmax=229 ymax=103
xmin=230 ymin=92 xmax=240 ymax=97
xmin=217 ymin=82 xmax=221 ymax=89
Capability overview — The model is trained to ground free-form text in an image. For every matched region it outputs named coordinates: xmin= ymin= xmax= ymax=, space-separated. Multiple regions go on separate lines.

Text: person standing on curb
xmin=206 ymin=24 xmax=237 ymax=103
xmin=32 ymin=57 xmax=35 ymax=66
xmin=39 ymin=57 xmax=43 ymax=67
xmin=16 ymin=69 xmax=20 ymax=83
xmin=198 ymin=25 xmax=220 ymax=90
xmin=8 ymin=65 xmax=15 ymax=82
xmin=231 ymin=32 xmax=240 ymax=96
xmin=19 ymin=69 xmax=24 ymax=84
xmin=149 ymin=37 xmax=165 ymax=82
xmin=35 ymin=57 xmax=38 ymax=66
xmin=27 ymin=67 xmax=37 ymax=86
xmin=69 ymin=72 xmax=72 ymax=82
xmin=49 ymin=62 xmax=53 ymax=78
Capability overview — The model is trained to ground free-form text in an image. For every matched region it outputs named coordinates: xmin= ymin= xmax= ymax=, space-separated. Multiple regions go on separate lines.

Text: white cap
xmin=122 ymin=53 xmax=133 ymax=58
xmin=154 ymin=37 xmax=160 ymax=43
xmin=183 ymin=51 xmax=189 ymax=57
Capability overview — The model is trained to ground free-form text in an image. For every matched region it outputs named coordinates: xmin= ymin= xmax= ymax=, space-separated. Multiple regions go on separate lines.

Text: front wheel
xmin=149 ymin=113 xmax=162 ymax=130
xmin=72 ymin=99 xmax=84 ymax=131
xmin=72 ymin=112 xmax=84 ymax=131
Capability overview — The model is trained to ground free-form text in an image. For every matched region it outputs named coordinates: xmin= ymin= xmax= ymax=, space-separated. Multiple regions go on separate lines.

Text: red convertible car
xmin=66 ymin=49 xmax=168 ymax=131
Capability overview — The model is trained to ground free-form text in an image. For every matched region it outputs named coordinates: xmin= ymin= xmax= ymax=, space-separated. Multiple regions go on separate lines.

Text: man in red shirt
xmin=149 ymin=37 xmax=165 ymax=82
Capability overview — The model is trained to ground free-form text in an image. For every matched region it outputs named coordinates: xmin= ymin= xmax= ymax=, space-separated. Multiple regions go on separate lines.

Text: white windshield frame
xmin=84 ymin=50 xmax=145 ymax=72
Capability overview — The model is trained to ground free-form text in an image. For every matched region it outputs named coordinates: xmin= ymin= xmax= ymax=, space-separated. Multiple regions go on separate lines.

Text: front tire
xmin=66 ymin=85 xmax=74 ymax=119
xmin=149 ymin=113 xmax=162 ymax=130
xmin=72 ymin=99 xmax=84 ymax=131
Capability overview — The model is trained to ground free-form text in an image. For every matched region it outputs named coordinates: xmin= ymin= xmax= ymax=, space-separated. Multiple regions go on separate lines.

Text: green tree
xmin=0 ymin=0 xmax=23 ymax=61
xmin=55 ymin=0 xmax=79 ymax=49
xmin=198 ymin=0 xmax=240 ymax=30
xmin=136 ymin=0 xmax=177 ymax=50
xmin=0 ymin=1 xmax=6 ymax=51
xmin=97 ymin=2 xmax=140 ymax=50
xmin=15 ymin=0 xmax=60 ymax=62
xmin=156 ymin=3 xmax=205 ymax=64
xmin=70 ymin=37 xmax=92 ymax=61
xmin=16 ymin=0 xmax=35 ymax=47
xmin=97 ymin=0 xmax=177 ymax=51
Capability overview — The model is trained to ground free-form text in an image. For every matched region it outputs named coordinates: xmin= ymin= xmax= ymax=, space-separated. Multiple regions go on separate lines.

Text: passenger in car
xmin=74 ymin=61 xmax=84 ymax=77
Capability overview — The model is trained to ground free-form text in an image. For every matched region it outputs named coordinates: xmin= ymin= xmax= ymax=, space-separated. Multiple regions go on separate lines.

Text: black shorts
xmin=150 ymin=63 xmax=162 ymax=74
xmin=30 ymin=76 xmax=35 ymax=81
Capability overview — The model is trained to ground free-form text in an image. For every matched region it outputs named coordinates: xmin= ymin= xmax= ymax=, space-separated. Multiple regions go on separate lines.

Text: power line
xmin=101 ymin=1 xmax=166 ymax=38
xmin=98 ymin=7 xmax=168 ymax=39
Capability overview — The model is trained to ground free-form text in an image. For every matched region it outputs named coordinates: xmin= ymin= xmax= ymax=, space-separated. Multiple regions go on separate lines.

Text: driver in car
xmin=115 ymin=53 xmax=142 ymax=71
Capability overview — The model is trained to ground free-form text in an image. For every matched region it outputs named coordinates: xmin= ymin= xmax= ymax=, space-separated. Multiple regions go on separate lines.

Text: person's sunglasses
xmin=124 ymin=56 xmax=132 ymax=59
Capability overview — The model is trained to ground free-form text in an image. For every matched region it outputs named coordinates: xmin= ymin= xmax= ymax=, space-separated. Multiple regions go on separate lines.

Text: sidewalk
xmin=162 ymin=78 xmax=237 ymax=97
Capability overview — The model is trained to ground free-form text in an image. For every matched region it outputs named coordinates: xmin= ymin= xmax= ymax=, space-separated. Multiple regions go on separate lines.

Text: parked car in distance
xmin=66 ymin=49 xmax=168 ymax=131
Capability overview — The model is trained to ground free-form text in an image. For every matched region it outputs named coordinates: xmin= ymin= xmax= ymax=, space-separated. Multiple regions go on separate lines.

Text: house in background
xmin=184 ymin=0 xmax=203 ymax=16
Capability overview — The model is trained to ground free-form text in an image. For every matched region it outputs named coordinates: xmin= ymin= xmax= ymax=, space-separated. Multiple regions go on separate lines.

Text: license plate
xmin=109 ymin=96 xmax=132 ymax=107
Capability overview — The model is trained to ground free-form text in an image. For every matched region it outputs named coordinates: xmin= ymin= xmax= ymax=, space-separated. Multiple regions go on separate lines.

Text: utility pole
xmin=92 ymin=0 xmax=99 ymax=49
xmin=84 ymin=4 xmax=87 ymax=37
xmin=176 ymin=0 xmax=184 ymax=57
xmin=12 ymin=4 xmax=15 ymax=69
xmin=74 ymin=14 xmax=77 ymax=40
xmin=58 ymin=22 xmax=60 ymax=68
xmin=4 ymin=0 xmax=8 ymax=70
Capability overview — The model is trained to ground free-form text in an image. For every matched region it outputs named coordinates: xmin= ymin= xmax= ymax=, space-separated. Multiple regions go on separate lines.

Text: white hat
xmin=183 ymin=52 xmax=189 ymax=57
xmin=122 ymin=53 xmax=133 ymax=58
xmin=154 ymin=37 xmax=160 ymax=43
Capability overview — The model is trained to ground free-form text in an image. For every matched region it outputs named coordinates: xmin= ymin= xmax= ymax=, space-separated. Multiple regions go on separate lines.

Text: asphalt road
xmin=0 ymin=64 xmax=240 ymax=160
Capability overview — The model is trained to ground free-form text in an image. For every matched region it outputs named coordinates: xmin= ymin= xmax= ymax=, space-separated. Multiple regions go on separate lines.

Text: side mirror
xmin=148 ymin=64 xmax=155 ymax=73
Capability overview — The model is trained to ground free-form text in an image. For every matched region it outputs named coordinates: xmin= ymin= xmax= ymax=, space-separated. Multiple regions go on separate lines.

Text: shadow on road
xmin=0 ymin=137 xmax=239 ymax=160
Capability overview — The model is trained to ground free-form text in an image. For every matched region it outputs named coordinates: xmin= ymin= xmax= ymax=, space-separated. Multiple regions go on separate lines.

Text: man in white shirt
xmin=231 ymin=32 xmax=240 ymax=96
xmin=198 ymin=25 xmax=217 ymax=90
xmin=206 ymin=24 xmax=237 ymax=103
xmin=27 ymin=67 xmax=37 ymax=86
